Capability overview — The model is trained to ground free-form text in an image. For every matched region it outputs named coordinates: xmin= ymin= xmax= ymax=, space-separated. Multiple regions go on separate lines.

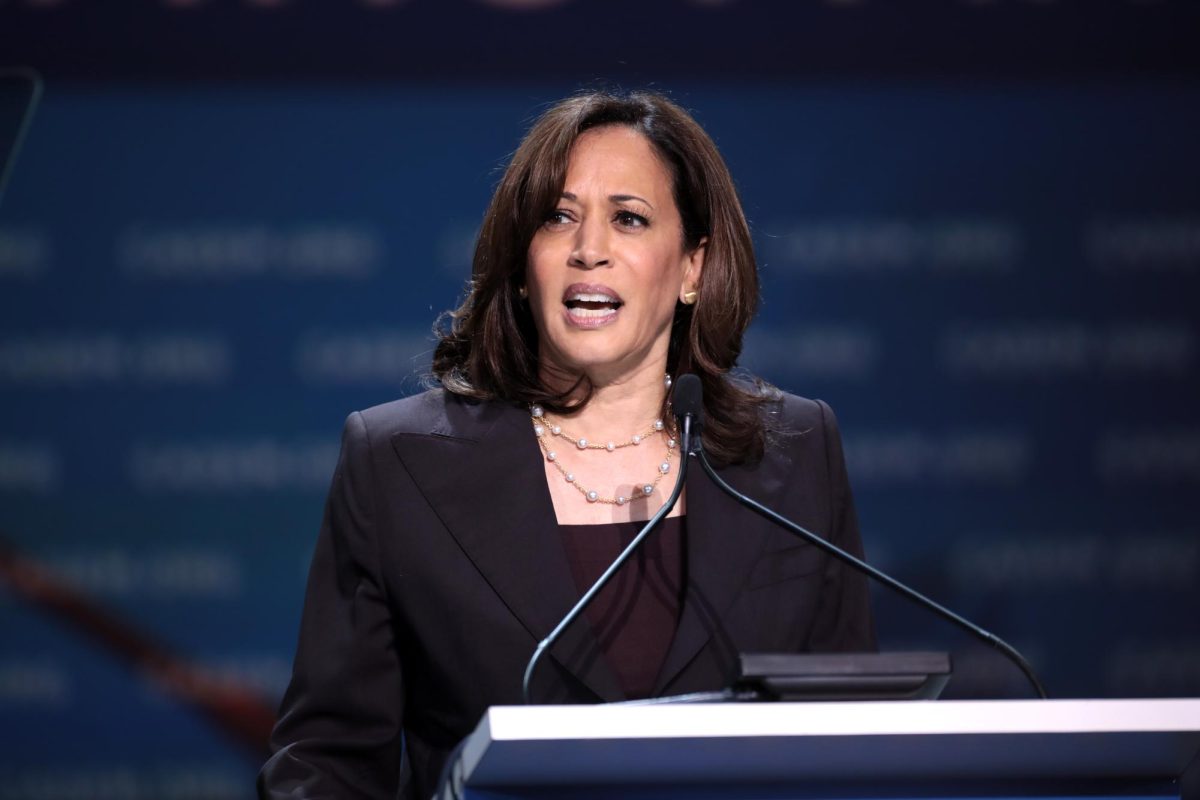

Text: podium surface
xmin=458 ymin=699 xmax=1200 ymax=799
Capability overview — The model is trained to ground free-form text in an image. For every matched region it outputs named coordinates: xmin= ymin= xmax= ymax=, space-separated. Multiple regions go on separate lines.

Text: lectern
xmin=451 ymin=699 xmax=1200 ymax=799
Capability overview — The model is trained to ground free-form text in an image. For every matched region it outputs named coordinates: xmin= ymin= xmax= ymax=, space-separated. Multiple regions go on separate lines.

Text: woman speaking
xmin=259 ymin=90 xmax=876 ymax=799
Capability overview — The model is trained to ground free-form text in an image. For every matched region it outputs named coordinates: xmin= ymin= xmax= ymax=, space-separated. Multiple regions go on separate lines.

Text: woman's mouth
xmin=563 ymin=285 xmax=623 ymax=328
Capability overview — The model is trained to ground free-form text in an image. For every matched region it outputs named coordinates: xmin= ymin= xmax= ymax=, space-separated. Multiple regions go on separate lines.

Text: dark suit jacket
xmin=259 ymin=389 xmax=875 ymax=799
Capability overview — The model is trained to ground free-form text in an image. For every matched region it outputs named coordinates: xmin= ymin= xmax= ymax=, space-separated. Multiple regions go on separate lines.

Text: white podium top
xmin=460 ymin=699 xmax=1200 ymax=793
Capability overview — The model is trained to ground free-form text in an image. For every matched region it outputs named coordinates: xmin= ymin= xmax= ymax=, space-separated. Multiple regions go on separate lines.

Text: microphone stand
xmin=692 ymin=444 xmax=1048 ymax=700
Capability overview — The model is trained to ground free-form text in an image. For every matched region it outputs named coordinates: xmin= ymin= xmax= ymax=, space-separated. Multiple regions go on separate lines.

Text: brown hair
xmin=431 ymin=89 xmax=776 ymax=464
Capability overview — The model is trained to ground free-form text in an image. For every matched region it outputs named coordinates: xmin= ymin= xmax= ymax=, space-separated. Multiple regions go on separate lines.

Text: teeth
xmin=567 ymin=306 xmax=618 ymax=318
xmin=568 ymin=292 xmax=619 ymax=303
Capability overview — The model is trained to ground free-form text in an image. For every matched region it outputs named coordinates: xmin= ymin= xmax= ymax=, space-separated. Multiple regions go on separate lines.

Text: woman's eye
xmin=614 ymin=210 xmax=648 ymax=229
xmin=544 ymin=210 xmax=572 ymax=226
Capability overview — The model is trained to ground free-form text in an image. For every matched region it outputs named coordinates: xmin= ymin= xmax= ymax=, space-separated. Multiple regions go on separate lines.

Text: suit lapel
xmin=652 ymin=449 xmax=784 ymax=696
xmin=389 ymin=397 xmax=623 ymax=703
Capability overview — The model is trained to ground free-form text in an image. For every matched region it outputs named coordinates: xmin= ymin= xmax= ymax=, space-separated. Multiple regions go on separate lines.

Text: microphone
xmin=520 ymin=377 xmax=700 ymax=705
xmin=672 ymin=373 xmax=704 ymax=448
xmin=685 ymin=377 xmax=1049 ymax=700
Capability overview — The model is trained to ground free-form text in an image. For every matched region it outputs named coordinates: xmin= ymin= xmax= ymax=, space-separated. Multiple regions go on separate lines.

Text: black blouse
xmin=557 ymin=515 xmax=687 ymax=699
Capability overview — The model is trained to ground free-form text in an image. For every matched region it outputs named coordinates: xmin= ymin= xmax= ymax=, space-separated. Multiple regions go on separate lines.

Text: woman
xmin=259 ymin=90 xmax=875 ymax=799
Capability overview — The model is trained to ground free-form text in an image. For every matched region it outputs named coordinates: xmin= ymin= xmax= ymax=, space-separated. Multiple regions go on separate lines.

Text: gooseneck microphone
xmin=671 ymin=373 xmax=705 ymax=437
xmin=686 ymin=375 xmax=1049 ymax=700
xmin=521 ymin=378 xmax=700 ymax=705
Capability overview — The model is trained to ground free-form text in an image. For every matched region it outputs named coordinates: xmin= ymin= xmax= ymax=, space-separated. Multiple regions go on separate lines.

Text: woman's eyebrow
xmin=611 ymin=194 xmax=654 ymax=209
xmin=559 ymin=191 xmax=654 ymax=210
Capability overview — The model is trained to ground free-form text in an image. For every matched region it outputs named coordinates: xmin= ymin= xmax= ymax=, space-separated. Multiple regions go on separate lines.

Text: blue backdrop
xmin=1 ymin=32 xmax=1198 ymax=800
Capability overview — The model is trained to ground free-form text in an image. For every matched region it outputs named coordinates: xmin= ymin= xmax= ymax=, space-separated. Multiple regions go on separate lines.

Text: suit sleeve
xmin=804 ymin=400 xmax=878 ymax=652
xmin=258 ymin=411 xmax=405 ymax=799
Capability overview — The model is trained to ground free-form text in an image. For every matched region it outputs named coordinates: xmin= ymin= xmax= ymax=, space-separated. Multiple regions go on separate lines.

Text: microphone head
xmin=672 ymin=373 xmax=704 ymax=432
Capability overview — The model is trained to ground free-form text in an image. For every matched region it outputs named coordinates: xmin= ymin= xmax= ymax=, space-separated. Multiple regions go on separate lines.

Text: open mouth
xmin=565 ymin=293 xmax=623 ymax=315
xmin=563 ymin=285 xmax=624 ymax=322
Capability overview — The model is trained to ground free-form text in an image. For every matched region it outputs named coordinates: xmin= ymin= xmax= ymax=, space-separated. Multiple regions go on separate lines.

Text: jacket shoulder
xmin=761 ymin=390 xmax=834 ymax=438
xmin=353 ymin=388 xmax=515 ymax=443
xmin=355 ymin=389 xmax=450 ymax=437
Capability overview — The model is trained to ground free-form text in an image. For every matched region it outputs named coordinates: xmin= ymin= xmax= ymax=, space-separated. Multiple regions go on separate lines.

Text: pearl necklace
xmin=530 ymin=404 xmax=677 ymax=506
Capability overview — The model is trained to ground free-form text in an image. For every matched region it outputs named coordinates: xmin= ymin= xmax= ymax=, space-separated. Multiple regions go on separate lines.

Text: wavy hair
xmin=431 ymin=89 xmax=775 ymax=464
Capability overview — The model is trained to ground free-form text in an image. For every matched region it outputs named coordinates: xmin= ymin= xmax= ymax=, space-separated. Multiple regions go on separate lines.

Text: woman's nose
xmin=568 ymin=217 xmax=610 ymax=269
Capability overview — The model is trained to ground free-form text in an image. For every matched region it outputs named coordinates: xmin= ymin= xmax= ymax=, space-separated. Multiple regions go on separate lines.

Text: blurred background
xmin=2 ymin=1 xmax=1199 ymax=797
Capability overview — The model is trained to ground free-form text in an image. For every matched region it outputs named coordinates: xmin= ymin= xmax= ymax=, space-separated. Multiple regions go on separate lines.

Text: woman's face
xmin=525 ymin=125 xmax=705 ymax=385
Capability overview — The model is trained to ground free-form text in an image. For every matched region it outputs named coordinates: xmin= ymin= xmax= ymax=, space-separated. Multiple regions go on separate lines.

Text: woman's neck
xmin=542 ymin=362 xmax=670 ymax=443
xmin=534 ymin=358 xmax=682 ymax=525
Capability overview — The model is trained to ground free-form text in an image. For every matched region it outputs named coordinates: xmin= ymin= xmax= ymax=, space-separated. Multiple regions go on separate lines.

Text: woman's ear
xmin=680 ymin=236 xmax=707 ymax=303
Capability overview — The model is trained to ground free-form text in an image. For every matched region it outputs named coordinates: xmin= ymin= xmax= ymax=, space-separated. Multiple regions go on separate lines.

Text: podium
xmin=454 ymin=699 xmax=1200 ymax=799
